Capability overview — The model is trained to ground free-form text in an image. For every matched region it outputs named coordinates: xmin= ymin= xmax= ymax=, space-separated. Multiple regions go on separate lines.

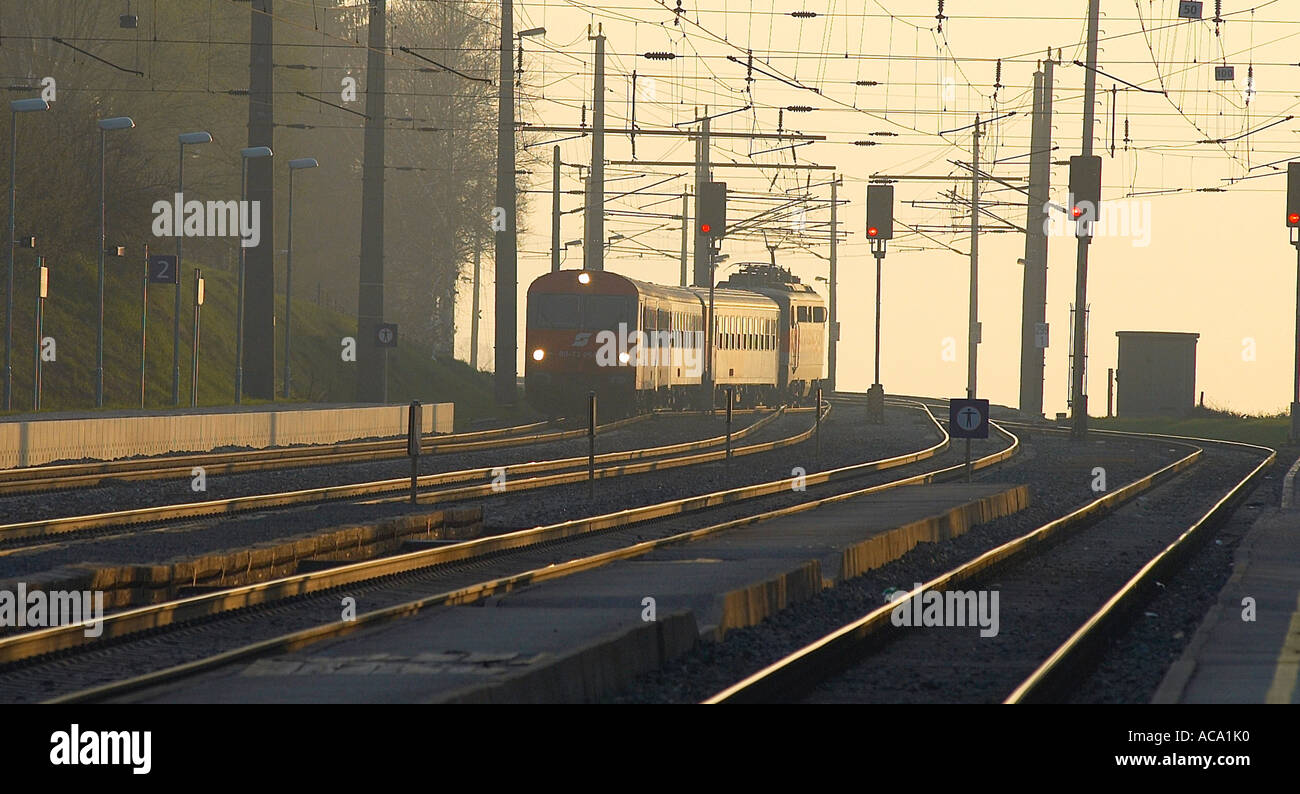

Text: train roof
xmin=687 ymin=287 xmax=780 ymax=311
xmin=528 ymin=269 xmax=698 ymax=302
xmin=528 ymin=269 xmax=779 ymax=310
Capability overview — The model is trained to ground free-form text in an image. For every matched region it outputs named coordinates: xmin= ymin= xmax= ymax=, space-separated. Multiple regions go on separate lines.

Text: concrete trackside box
xmin=1115 ymin=331 xmax=1199 ymax=417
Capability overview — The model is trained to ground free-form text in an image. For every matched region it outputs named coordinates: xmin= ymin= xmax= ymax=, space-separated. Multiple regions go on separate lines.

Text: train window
xmin=812 ymin=306 xmax=826 ymax=323
xmin=529 ymin=294 xmax=581 ymax=329
xmin=585 ymin=295 xmax=633 ymax=329
xmin=796 ymin=305 xmax=810 ymax=323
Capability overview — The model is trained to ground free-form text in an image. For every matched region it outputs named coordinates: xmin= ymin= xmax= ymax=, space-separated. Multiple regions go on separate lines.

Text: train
xmin=525 ymin=263 xmax=826 ymax=415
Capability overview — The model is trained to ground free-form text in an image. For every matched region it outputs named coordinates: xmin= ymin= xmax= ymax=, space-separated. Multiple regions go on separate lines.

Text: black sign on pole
xmin=949 ymin=398 xmax=990 ymax=439
xmin=375 ymin=323 xmax=398 ymax=348
xmin=148 ymin=253 xmax=180 ymax=285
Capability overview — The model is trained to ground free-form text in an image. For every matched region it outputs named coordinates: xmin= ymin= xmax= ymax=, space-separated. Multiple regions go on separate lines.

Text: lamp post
xmin=95 ymin=116 xmax=135 ymax=408
xmin=5 ymin=97 xmax=49 ymax=411
xmin=284 ymin=157 xmax=318 ymax=399
xmin=235 ymin=146 xmax=272 ymax=405
xmin=175 ymin=131 xmax=212 ymax=406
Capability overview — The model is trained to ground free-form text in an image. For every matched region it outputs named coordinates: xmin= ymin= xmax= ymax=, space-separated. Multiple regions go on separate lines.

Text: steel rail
xmin=43 ymin=401 xmax=994 ymax=702
xmin=0 ymin=408 xmax=787 ymax=545
xmin=703 ymin=430 xmax=1209 ymax=704
xmin=1004 ymin=434 xmax=1276 ymax=703
xmin=9 ymin=401 xmax=960 ymax=674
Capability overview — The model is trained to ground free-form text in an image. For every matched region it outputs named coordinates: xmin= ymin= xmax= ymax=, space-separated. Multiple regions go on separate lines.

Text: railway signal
xmin=865 ymin=183 xmax=894 ymax=240
xmin=1287 ymin=162 xmax=1300 ymax=229
xmin=1288 ymin=164 xmax=1300 ymax=441
xmin=1068 ymin=155 xmax=1102 ymax=234
xmin=699 ymin=181 xmax=726 ymax=238
xmin=866 ymin=182 xmax=894 ymax=423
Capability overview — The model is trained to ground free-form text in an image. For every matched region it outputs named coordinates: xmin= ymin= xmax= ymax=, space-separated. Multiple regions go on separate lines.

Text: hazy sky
xmin=462 ymin=0 xmax=1300 ymax=416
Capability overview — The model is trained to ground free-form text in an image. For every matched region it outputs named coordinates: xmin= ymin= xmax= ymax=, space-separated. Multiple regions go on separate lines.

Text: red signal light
xmin=700 ymin=223 xmax=712 ymax=234
xmin=1072 ymin=205 xmax=1084 ymax=219
xmin=867 ymin=226 xmax=879 ymax=238
xmin=1290 ymin=212 xmax=1300 ymax=226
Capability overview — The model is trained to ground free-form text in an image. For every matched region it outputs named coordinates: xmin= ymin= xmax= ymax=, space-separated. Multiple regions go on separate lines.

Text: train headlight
xmin=618 ymin=351 xmax=630 ymax=364
xmin=577 ymin=272 xmax=591 ymax=285
xmin=532 ymin=348 xmax=545 ymax=361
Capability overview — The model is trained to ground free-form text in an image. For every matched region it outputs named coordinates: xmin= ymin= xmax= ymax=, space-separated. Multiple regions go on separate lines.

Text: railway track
xmin=0 ymin=407 xmax=796 ymax=548
xmin=0 ymin=415 xmax=648 ymax=497
xmin=702 ymin=423 xmax=1274 ymax=704
xmin=0 ymin=400 xmax=1017 ymax=702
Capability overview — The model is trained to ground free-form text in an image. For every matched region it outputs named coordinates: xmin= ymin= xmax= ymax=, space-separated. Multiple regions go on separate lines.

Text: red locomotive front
xmin=525 ymin=270 xmax=638 ymax=415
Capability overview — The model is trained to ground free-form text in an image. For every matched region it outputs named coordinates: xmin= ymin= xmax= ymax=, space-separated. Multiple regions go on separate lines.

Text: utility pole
xmin=1071 ymin=0 xmax=1102 ymax=437
xmin=1019 ymin=55 xmax=1055 ymax=417
xmin=693 ymin=116 xmax=711 ymax=287
xmin=679 ymin=191 xmax=689 ymax=287
xmin=584 ymin=26 xmax=606 ymax=272
xmin=471 ymin=236 xmax=481 ymax=370
xmin=551 ymin=145 xmax=561 ymax=272
xmin=494 ymin=0 xmax=518 ymax=404
xmin=828 ymin=178 xmax=840 ymax=391
xmin=968 ymin=115 xmax=980 ymax=400
xmin=357 ymin=0 xmax=387 ymax=402
xmin=244 ymin=0 xmax=275 ymax=400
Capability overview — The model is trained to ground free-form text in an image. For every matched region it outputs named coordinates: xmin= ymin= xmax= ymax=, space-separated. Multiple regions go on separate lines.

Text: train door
xmin=642 ymin=302 xmax=658 ymax=393
xmin=790 ymin=305 xmax=800 ymax=371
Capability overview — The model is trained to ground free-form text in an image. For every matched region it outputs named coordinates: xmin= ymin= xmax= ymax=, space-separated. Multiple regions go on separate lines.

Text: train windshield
xmin=529 ymin=294 xmax=581 ymax=329
xmin=582 ymin=295 xmax=632 ymax=328
xmin=528 ymin=293 xmax=633 ymax=330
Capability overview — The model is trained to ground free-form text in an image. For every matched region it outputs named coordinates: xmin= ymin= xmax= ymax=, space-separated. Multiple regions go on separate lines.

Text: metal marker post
xmin=140 ymin=244 xmax=148 ymax=408
xmin=191 ymin=269 xmax=203 ymax=407
xmin=815 ymin=385 xmax=822 ymax=463
xmin=32 ymin=256 xmax=46 ymax=410
xmin=587 ymin=391 xmax=596 ymax=499
xmin=407 ymin=400 xmax=422 ymax=504
xmin=725 ymin=386 xmax=734 ymax=463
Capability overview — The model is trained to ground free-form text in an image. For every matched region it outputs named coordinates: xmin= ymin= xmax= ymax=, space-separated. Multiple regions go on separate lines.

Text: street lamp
xmin=174 ymin=131 xmax=212 ymax=407
xmin=95 ymin=115 xmax=134 ymax=408
xmin=284 ymin=156 xmax=318 ymax=399
xmin=235 ymin=146 xmax=272 ymax=404
xmin=5 ymin=97 xmax=49 ymax=411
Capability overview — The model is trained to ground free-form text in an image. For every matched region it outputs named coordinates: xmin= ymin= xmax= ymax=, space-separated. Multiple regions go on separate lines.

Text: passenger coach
xmin=524 ymin=265 xmax=825 ymax=416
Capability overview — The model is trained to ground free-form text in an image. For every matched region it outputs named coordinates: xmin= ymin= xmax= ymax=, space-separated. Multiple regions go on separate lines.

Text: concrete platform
xmin=0 ymin=402 xmax=454 ymax=468
xmin=1155 ymin=455 xmax=1300 ymax=703
xmin=117 ymin=481 xmax=1028 ymax=704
